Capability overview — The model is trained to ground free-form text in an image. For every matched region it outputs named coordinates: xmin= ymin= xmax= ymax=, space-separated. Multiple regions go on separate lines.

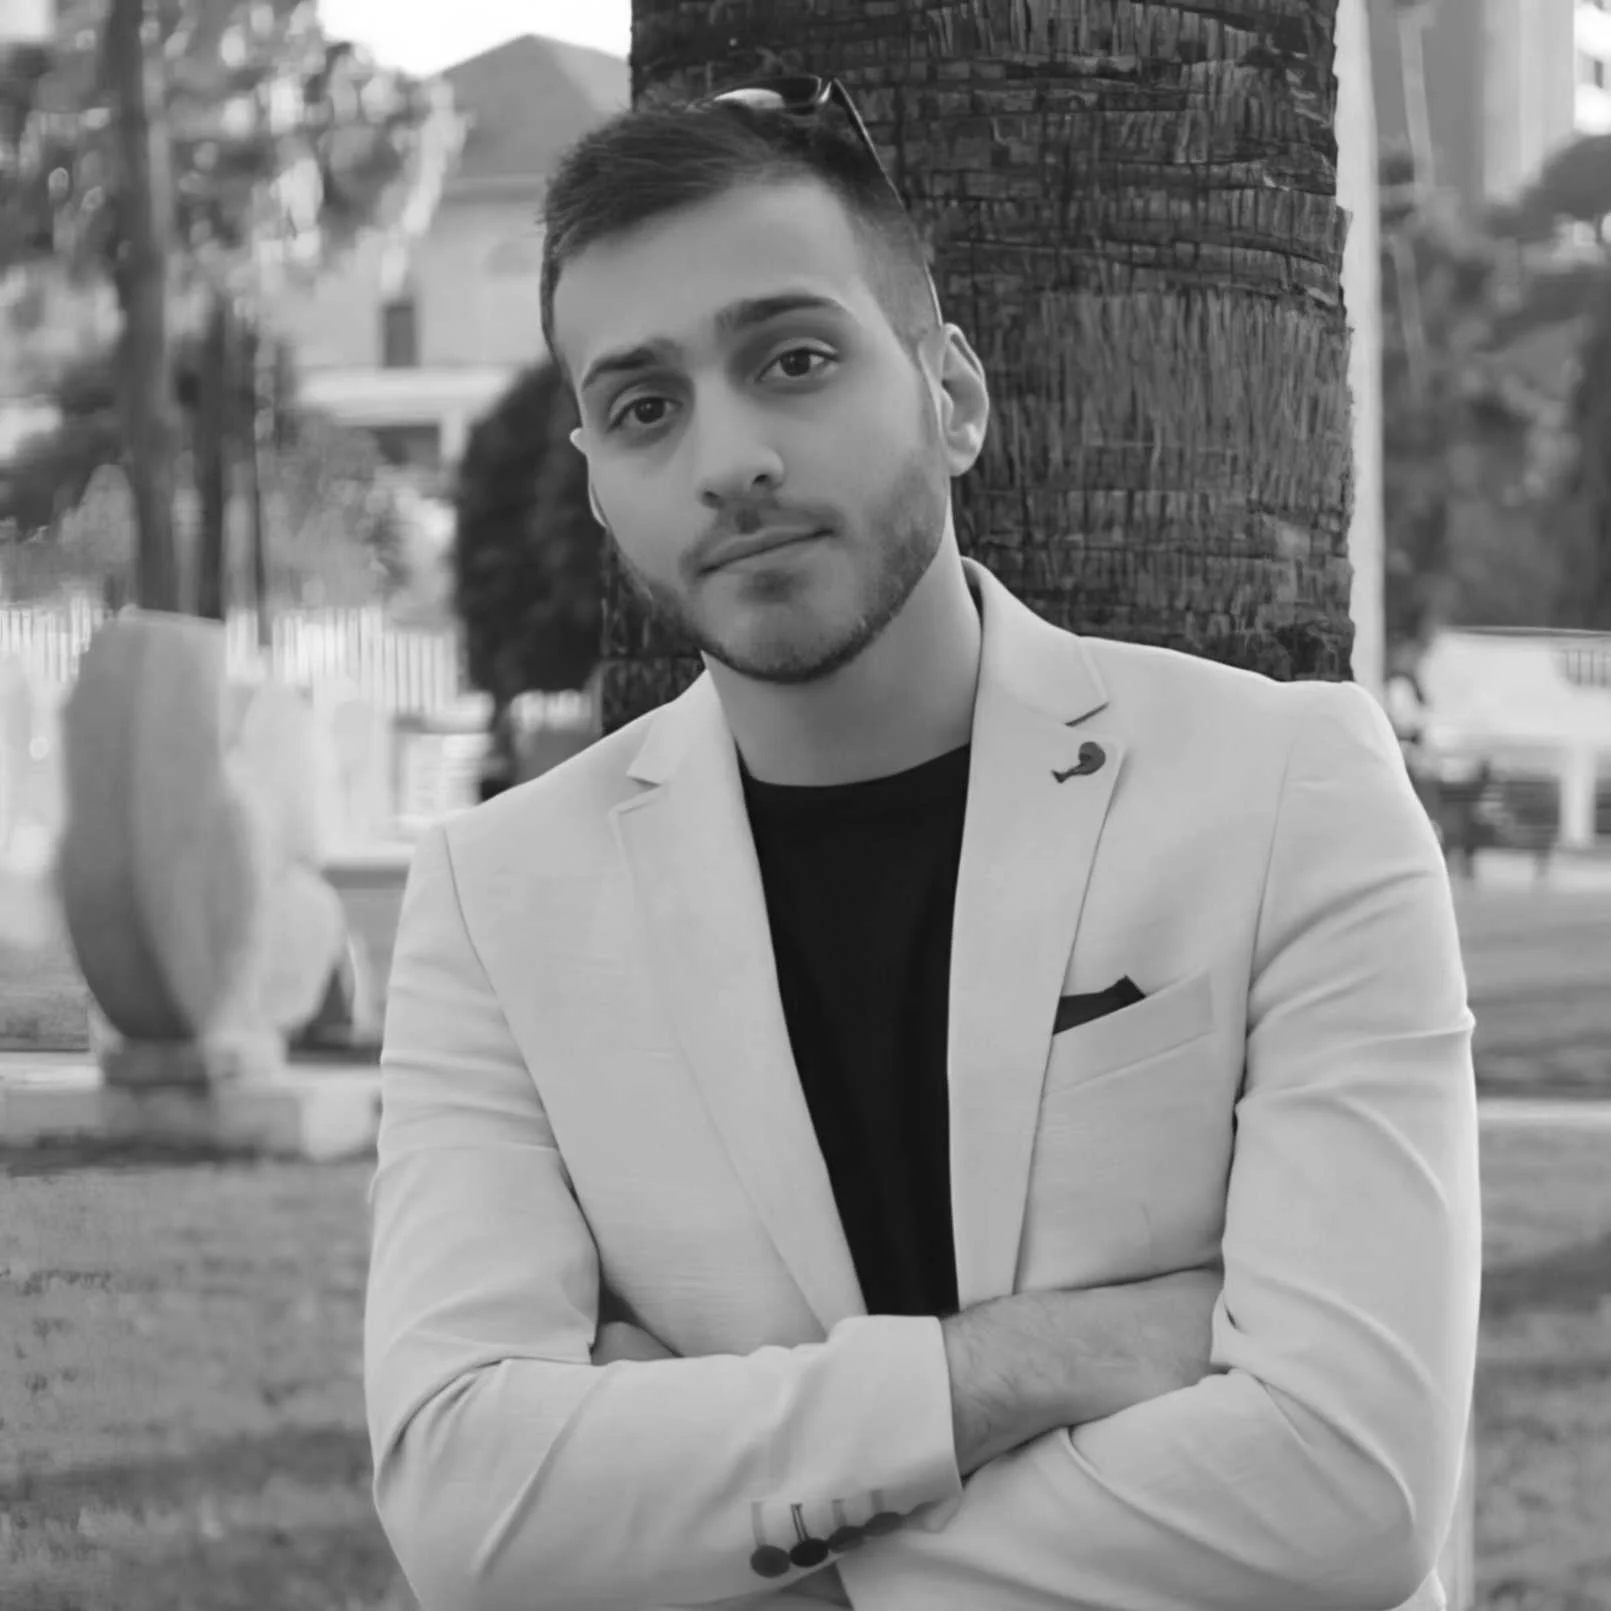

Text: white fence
xmin=0 ymin=599 xmax=467 ymax=716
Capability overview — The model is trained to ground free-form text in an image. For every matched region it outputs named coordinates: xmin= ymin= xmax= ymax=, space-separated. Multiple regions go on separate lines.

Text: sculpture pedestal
xmin=101 ymin=1035 xmax=284 ymax=1088
xmin=1 ymin=1065 xmax=380 ymax=1160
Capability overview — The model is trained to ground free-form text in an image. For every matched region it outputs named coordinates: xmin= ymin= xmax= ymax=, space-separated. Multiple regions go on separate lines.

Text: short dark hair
xmin=538 ymin=91 xmax=939 ymax=389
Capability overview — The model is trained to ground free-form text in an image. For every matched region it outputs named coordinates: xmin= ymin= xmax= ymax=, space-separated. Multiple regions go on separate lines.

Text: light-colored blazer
xmin=364 ymin=558 xmax=1480 ymax=1611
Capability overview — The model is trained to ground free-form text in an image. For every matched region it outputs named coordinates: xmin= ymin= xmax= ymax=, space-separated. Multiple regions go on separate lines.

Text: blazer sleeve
xmin=837 ymin=681 xmax=1482 ymax=1611
xmin=362 ymin=823 xmax=963 ymax=1611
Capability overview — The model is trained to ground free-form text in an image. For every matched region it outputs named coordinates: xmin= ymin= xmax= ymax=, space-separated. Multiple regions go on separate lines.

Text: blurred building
xmin=1370 ymin=0 xmax=1611 ymax=210
xmin=1578 ymin=0 xmax=1611 ymax=133
xmin=268 ymin=34 xmax=627 ymax=491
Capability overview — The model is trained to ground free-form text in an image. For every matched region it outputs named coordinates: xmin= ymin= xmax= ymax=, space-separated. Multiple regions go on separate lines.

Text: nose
xmin=691 ymin=390 xmax=785 ymax=511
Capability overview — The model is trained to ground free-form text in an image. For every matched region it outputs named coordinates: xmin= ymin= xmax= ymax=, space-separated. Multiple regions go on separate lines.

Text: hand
xmin=591 ymin=1320 xmax=678 ymax=1366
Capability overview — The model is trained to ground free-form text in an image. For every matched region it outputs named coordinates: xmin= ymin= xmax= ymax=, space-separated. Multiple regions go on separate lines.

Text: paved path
xmin=1476 ymin=1097 xmax=1611 ymax=1128
xmin=0 ymin=1052 xmax=379 ymax=1089
xmin=0 ymin=1051 xmax=376 ymax=1070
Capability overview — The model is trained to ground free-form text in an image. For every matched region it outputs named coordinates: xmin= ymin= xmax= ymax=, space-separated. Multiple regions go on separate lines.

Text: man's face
xmin=554 ymin=177 xmax=982 ymax=685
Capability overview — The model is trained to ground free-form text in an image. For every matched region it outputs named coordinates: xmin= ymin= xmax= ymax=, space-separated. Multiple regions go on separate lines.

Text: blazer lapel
xmin=611 ymin=678 xmax=865 ymax=1337
xmin=947 ymin=560 xmax=1125 ymax=1310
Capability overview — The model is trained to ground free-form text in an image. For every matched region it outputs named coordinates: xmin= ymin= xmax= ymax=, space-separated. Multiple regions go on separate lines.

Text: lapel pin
xmin=1052 ymin=741 xmax=1105 ymax=783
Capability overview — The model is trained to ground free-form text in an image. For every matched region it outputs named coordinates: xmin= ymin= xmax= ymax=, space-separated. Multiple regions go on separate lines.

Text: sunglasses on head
xmin=709 ymin=76 xmax=887 ymax=184
xmin=704 ymin=75 xmax=942 ymax=323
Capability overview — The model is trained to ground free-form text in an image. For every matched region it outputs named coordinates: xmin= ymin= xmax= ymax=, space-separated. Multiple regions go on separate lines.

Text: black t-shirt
xmin=739 ymin=743 xmax=969 ymax=1318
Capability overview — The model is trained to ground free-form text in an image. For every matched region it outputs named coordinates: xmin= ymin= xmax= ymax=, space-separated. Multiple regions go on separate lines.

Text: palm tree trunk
xmin=106 ymin=0 xmax=181 ymax=613
xmin=611 ymin=0 xmax=1357 ymax=736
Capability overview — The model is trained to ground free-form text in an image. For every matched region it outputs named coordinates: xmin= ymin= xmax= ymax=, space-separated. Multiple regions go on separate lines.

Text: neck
xmin=709 ymin=538 xmax=983 ymax=787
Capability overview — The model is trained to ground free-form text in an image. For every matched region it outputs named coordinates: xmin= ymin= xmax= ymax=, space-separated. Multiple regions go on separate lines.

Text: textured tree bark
xmin=608 ymin=0 xmax=1356 ymax=735
xmin=106 ymin=0 xmax=182 ymax=613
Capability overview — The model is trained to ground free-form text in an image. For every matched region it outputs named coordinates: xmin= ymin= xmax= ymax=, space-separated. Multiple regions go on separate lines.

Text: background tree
xmin=1506 ymin=132 xmax=1611 ymax=248
xmin=1379 ymin=125 xmax=1611 ymax=641
xmin=1558 ymin=274 xmax=1611 ymax=628
xmin=452 ymin=361 xmax=603 ymax=777
xmin=105 ymin=0 xmax=180 ymax=607
xmin=251 ymin=408 xmax=412 ymax=608
xmin=1512 ymin=136 xmax=1611 ymax=632
xmin=613 ymin=0 xmax=1358 ymax=735
xmin=0 ymin=333 xmax=420 ymax=610
xmin=0 ymin=0 xmax=455 ymax=615
xmin=1 ymin=460 xmax=136 ymax=603
xmin=0 ymin=344 xmax=124 ymax=541
xmin=0 ymin=320 xmax=295 ymax=528
xmin=1378 ymin=199 xmax=1554 ymax=640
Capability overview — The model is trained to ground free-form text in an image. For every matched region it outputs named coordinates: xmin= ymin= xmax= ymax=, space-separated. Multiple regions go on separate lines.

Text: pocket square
xmin=1053 ymin=975 xmax=1145 ymax=1034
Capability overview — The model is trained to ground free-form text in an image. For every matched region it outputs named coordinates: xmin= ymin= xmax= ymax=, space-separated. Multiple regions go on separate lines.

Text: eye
xmin=765 ymin=345 xmax=835 ymax=381
xmin=608 ymin=395 xmax=671 ymax=432
xmin=605 ymin=347 xmax=837 ymax=434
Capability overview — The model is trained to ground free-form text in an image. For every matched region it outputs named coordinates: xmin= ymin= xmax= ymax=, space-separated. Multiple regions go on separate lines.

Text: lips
xmin=706 ymin=528 xmax=826 ymax=571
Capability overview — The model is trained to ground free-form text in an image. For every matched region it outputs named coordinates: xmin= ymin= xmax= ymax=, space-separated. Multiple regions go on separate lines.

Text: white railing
xmin=0 ymin=595 xmax=104 ymax=688
xmin=1419 ymin=630 xmax=1611 ymax=850
xmin=0 ymin=599 xmax=466 ymax=716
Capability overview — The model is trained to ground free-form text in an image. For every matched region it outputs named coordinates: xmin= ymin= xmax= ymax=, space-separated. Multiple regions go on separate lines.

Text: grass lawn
xmin=0 ymin=1146 xmax=411 ymax=1611
xmin=1 ymin=1120 xmax=1607 ymax=1611
xmin=0 ymin=929 xmax=88 ymax=1051
xmin=1474 ymin=1124 xmax=1611 ymax=1611
xmin=1449 ymin=876 xmax=1611 ymax=1097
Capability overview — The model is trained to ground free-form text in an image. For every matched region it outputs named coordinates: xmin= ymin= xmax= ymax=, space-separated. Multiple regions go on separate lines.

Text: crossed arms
xmin=364 ymin=683 xmax=1480 ymax=1611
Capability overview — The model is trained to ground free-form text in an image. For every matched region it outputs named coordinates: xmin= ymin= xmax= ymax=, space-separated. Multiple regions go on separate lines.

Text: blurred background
xmin=1 ymin=1 xmax=1609 ymax=1609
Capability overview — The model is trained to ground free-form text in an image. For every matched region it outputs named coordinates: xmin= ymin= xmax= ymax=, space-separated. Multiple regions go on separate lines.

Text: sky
xmin=318 ymin=0 xmax=629 ymax=75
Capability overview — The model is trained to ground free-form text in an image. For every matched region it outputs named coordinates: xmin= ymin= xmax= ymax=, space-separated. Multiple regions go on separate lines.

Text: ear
xmin=568 ymin=427 xmax=607 ymax=525
xmin=933 ymin=325 xmax=990 ymax=477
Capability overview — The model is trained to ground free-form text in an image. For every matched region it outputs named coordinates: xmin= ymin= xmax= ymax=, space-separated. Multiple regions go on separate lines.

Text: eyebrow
xmin=577 ymin=292 xmax=851 ymax=399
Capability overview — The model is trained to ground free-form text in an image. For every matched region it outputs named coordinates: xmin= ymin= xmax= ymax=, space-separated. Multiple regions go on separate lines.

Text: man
xmin=364 ymin=77 xmax=1480 ymax=1611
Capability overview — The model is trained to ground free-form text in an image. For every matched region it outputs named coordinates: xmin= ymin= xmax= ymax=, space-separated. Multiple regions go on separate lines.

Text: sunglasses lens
xmin=711 ymin=76 xmax=824 ymax=113
xmin=713 ymin=88 xmax=781 ymax=109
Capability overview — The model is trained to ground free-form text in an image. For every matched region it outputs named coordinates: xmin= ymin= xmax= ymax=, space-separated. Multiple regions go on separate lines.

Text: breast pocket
xmin=1045 ymin=970 xmax=1215 ymax=1094
xmin=1019 ymin=971 xmax=1228 ymax=1289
